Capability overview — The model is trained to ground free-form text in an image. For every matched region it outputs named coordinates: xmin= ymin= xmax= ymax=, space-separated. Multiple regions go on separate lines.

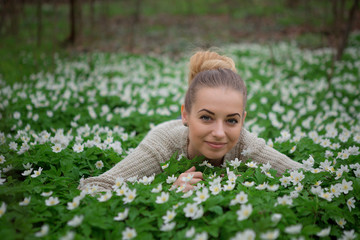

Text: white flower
xmin=95 ymin=160 xmax=104 ymax=169
xmin=45 ymin=196 xmax=60 ymax=206
xmin=194 ymin=188 xmax=210 ymax=204
xmin=242 ymin=148 xmax=254 ymax=157
xmin=67 ymin=196 xmax=81 ymax=210
xmin=123 ymin=189 xmax=137 ymax=204
xmin=231 ymin=229 xmax=256 ymax=240
xmin=260 ymin=229 xmax=279 ymax=240
xmin=73 ymin=143 xmax=84 ymax=153
xmin=23 ymin=163 xmax=32 ymax=169
xmin=245 ymin=161 xmax=258 ymax=168
xmin=329 ymin=184 xmax=341 ymax=198
xmin=112 ymin=177 xmax=125 ymax=190
xmin=41 ymin=191 xmax=53 ymax=197
xmin=183 ymin=203 xmax=203 ymax=220
xmin=52 ymin=143 xmax=63 ymax=153
xmin=347 ymin=197 xmax=356 ymax=212
xmin=243 ymin=181 xmax=255 ymax=187
xmin=97 ymin=191 xmax=112 ymax=202
xmin=255 ymin=182 xmax=268 ymax=190
xmin=276 ymin=195 xmax=292 ymax=206
xmin=316 ymin=226 xmax=331 ymax=237
xmin=35 ymin=224 xmax=49 ymax=237
xmin=59 ymin=231 xmax=75 ymax=240
xmin=0 ymin=202 xmax=6 ymax=217
xmin=209 ymin=184 xmax=222 ymax=195
xmin=340 ymin=179 xmax=353 ymax=194
xmin=260 ymin=162 xmax=272 ymax=173
xmin=13 ymin=112 xmax=21 ymax=119
xmin=182 ymin=173 xmax=194 ymax=183
xmin=19 ymin=196 xmax=31 ymax=206
xmin=67 ymin=215 xmax=84 ymax=227
xmin=295 ymin=183 xmax=303 ymax=192
xmin=166 ymin=174 xmax=177 ymax=184
xmin=279 ymin=176 xmax=291 ymax=187
xmin=185 ymin=226 xmax=196 ymax=238
xmin=181 ymin=190 xmax=193 ymax=198
xmin=122 ymin=227 xmax=137 ymax=240
xmin=320 ymin=192 xmax=333 ymax=202
xmin=21 ymin=168 xmax=33 ymax=176
xmin=290 ymin=171 xmax=304 ymax=185
xmin=116 ymin=185 xmax=128 ymax=196
xmin=161 ymin=163 xmax=169 ymax=169
xmin=114 ymin=208 xmax=129 ymax=221
xmin=229 ymin=158 xmax=242 ymax=168
xmin=162 ymin=210 xmax=176 ymax=224
xmin=267 ymin=184 xmax=279 ymax=191
xmin=194 ymin=232 xmax=208 ymax=240
xmin=230 ymin=191 xmax=248 ymax=205
xmin=9 ymin=141 xmax=18 ymax=151
xmin=0 ymin=155 xmax=5 ymax=164
xmin=237 ymin=204 xmax=253 ymax=221
xmin=223 ymin=182 xmax=235 ymax=191
xmin=160 ymin=222 xmax=176 ymax=232
xmin=151 ymin=184 xmax=163 ymax=193
xmin=271 ymin=213 xmax=282 ymax=224
xmin=289 ymin=145 xmax=296 ymax=153
xmin=138 ymin=174 xmax=155 ymax=185
xmin=284 ymin=224 xmax=302 ymax=234
xmin=156 ymin=192 xmax=169 ymax=204
xmin=339 ymin=229 xmax=357 ymax=240
xmin=335 ymin=218 xmax=346 ymax=229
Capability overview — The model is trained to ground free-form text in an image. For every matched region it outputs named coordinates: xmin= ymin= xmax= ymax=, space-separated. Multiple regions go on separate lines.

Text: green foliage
xmin=0 ymin=36 xmax=360 ymax=239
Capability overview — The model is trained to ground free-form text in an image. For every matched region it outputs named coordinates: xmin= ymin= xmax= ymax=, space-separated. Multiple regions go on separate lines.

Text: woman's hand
xmin=173 ymin=166 xmax=203 ymax=192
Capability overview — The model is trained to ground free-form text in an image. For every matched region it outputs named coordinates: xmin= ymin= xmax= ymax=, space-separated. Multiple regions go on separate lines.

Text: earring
xmin=184 ymin=123 xmax=188 ymax=127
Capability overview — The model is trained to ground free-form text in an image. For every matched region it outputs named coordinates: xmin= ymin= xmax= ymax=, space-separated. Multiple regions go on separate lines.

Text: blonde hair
xmin=184 ymin=51 xmax=247 ymax=113
xmin=188 ymin=51 xmax=237 ymax=85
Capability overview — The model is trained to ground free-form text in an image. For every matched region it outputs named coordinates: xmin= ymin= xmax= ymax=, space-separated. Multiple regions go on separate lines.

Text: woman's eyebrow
xmin=198 ymin=109 xmax=241 ymax=118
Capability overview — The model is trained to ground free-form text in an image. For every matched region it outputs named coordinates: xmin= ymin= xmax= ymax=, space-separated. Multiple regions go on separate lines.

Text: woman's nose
xmin=212 ymin=121 xmax=226 ymax=138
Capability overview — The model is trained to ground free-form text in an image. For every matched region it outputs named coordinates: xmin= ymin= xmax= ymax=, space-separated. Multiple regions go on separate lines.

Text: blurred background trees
xmin=0 ymin=0 xmax=359 ymax=84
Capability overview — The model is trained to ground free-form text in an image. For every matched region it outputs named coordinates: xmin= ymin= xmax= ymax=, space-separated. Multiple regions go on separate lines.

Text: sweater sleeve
xmin=240 ymin=129 xmax=302 ymax=175
xmin=79 ymin=121 xmax=183 ymax=191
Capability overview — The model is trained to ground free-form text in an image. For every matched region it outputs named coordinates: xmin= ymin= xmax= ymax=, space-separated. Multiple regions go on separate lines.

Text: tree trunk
xmin=336 ymin=0 xmax=359 ymax=61
xmin=67 ymin=0 xmax=77 ymax=45
xmin=90 ymin=0 xmax=95 ymax=30
xmin=36 ymin=0 xmax=42 ymax=47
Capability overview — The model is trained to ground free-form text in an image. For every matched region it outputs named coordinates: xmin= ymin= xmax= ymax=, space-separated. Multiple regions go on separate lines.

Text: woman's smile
xmin=205 ymin=141 xmax=227 ymax=149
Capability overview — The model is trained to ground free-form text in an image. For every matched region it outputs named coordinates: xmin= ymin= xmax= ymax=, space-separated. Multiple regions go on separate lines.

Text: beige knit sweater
xmin=79 ymin=120 xmax=302 ymax=191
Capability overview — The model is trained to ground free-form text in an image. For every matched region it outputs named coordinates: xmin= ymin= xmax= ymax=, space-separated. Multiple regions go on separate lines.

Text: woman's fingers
xmin=185 ymin=166 xmax=196 ymax=173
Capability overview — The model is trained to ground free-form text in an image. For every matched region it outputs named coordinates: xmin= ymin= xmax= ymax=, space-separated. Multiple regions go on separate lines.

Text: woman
xmin=79 ymin=51 xmax=302 ymax=192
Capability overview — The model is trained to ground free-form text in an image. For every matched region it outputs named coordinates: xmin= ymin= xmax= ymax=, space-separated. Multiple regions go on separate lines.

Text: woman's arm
xmin=239 ymin=129 xmax=302 ymax=175
xmin=78 ymin=120 xmax=185 ymax=191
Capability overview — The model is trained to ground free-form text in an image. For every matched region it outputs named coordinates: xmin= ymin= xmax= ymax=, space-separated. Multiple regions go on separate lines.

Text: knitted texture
xmin=79 ymin=120 xmax=302 ymax=191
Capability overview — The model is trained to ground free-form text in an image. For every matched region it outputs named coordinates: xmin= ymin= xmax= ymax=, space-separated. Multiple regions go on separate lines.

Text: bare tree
xmin=65 ymin=0 xmax=82 ymax=45
xmin=36 ymin=0 xmax=43 ymax=46
xmin=327 ymin=0 xmax=359 ymax=88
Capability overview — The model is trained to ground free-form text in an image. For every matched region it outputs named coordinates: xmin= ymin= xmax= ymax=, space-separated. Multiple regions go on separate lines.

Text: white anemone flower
xmin=114 ymin=208 xmax=129 ymax=221
xmin=237 ymin=204 xmax=253 ymax=221
xmin=122 ymin=227 xmax=137 ymax=240
xmin=67 ymin=215 xmax=84 ymax=227
xmin=35 ymin=224 xmax=49 ymax=237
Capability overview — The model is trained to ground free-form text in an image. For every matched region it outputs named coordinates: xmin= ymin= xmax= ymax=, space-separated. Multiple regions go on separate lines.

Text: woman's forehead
xmin=192 ymin=87 xmax=244 ymax=113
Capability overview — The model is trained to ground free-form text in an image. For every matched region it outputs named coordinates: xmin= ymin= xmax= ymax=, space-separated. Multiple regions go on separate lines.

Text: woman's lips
xmin=206 ymin=141 xmax=226 ymax=149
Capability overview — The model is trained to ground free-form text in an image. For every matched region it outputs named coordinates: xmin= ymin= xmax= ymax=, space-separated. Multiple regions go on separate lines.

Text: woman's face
xmin=182 ymin=87 xmax=246 ymax=164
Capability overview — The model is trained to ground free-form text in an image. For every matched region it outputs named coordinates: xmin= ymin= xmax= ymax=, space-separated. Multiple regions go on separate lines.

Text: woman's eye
xmin=200 ymin=115 xmax=211 ymax=121
xmin=227 ymin=119 xmax=238 ymax=125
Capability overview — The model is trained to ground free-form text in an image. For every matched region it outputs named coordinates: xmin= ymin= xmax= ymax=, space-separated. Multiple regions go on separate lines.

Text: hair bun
xmin=188 ymin=51 xmax=237 ymax=84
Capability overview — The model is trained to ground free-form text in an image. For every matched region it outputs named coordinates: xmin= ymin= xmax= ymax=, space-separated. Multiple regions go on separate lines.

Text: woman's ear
xmin=242 ymin=111 xmax=247 ymax=124
xmin=181 ymin=105 xmax=188 ymax=125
